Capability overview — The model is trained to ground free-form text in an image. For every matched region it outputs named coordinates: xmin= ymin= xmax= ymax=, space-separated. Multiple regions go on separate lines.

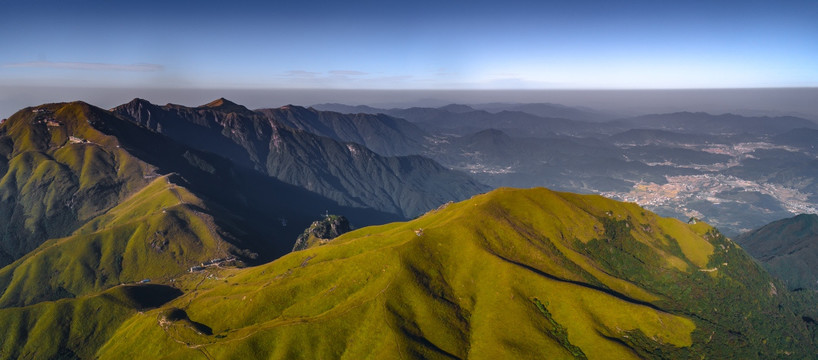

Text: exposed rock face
xmin=292 ymin=215 xmax=351 ymax=252
xmin=113 ymin=98 xmax=488 ymax=219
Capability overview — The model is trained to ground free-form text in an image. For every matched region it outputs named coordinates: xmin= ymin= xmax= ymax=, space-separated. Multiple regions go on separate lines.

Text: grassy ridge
xmin=0 ymin=102 xmax=239 ymax=308
xmin=0 ymin=100 xmax=446 ymax=359
xmin=0 ymin=101 xmax=815 ymax=358
xmin=87 ymin=188 xmax=814 ymax=359
xmin=0 ymin=101 xmax=406 ymax=312
xmin=0 ymin=176 xmax=234 ymax=308
xmin=0 ymin=103 xmax=150 ymax=266
xmin=0 ymin=284 xmax=181 ymax=359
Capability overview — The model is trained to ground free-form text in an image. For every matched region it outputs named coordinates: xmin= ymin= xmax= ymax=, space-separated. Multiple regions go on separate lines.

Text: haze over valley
xmin=310 ymin=99 xmax=818 ymax=236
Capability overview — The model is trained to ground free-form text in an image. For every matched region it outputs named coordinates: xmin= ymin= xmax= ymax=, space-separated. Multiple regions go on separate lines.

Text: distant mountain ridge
xmin=471 ymin=102 xmax=614 ymax=122
xmin=312 ymin=101 xmax=614 ymax=123
xmin=256 ymin=105 xmax=427 ymax=156
xmin=314 ymin=103 xmax=818 ymax=137
xmin=613 ymin=111 xmax=818 ymax=135
xmin=385 ymin=106 xmax=605 ymax=137
xmin=310 ymin=103 xmax=385 ymax=115
xmin=437 ymin=103 xmax=477 ymax=113
xmin=113 ymin=98 xmax=487 ymax=218
xmin=313 ymin=102 xmax=612 ymax=137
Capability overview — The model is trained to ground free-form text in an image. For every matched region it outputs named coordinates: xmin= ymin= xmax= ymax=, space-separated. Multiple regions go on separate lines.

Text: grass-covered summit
xmin=0 ymin=101 xmax=405 ymax=308
xmin=6 ymin=187 xmax=810 ymax=359
xmin=0 ymin=102 xmax=152 ymax=266
xmin=1 ymin=101 xmax=815 ymax=359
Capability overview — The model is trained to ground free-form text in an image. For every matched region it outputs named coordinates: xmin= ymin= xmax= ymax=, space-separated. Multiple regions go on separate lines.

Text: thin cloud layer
xmin=284 ymin=70 xmax=322 ymax=77
xmin=3 ymin=61 xmax=164 ymax=72
xmin=278 ymin=70 xmax=413 ymax=88
xmin=329 ymin=70 xmax=369 ymax=76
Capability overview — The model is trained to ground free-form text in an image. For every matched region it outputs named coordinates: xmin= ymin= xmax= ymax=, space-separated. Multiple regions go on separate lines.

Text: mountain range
xmin=312 ymin=101 xmax=614 ymax=124
xmin=112 ymin=98 xmax=486 ymax=219
xmin=0 ymin=101 xmax=417 ymax=308
xmin=314 ymin=103 xmax=818 ymax=137
xmin=1 ymin=98 xmax=818 ymax=359
xmin=256 ymin=105 xmax=427 ymax=156
xmin=313 ymin=102 xmax=611 ymax=137
xmin=611 ymin=112 xmax=818 ymax=135
xmin=469 ymin=102 xmax=614 ymax=122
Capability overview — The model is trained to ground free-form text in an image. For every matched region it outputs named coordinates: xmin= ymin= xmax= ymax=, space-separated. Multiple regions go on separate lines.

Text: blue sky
xmin=1 ymin=0 xmax=816 ymax=90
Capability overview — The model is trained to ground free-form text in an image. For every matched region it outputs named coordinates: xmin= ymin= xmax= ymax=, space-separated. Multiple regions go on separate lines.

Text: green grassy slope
xmin=91 ymin=188 xmax=815 ymax=359
xmin=0 ymin=101 xmax=403 ymax=312
xmin=1 ymin=101 xmax=814 ymax=358
xmin=0 ymin=283 xmax=182 ymax=359
xmin=0 ymin=102 xmax=150 ymax=266
xmin=0 ymin=175 xmax=236 ymax=308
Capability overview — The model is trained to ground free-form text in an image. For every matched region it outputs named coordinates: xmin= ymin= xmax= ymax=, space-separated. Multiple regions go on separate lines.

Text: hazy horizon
xmin=2 ymin=86 xmax=818 ymax=122
xmin=2 ymin=1 xmax=816 ymax=119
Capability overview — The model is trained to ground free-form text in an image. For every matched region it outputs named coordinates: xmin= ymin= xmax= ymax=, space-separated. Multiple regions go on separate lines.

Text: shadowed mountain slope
xmin=113 ymin=99 xmax=487 ymax=218
xmin=736 ymin=214 xmax=818 ymax=291
xmin=257 ymin=105 xmax=427 ymax=156
xmin=0 ymin=101 xmax=401 ymax=309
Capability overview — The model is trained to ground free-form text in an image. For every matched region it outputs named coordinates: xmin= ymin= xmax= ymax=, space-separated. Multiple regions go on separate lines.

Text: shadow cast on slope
xmin=92 ymin=109 xmax=402 ymax=262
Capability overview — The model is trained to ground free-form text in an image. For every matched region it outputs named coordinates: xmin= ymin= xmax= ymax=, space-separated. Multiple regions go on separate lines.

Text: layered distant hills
xmin=314 ymin=102 xmax=818 ymax=235
xmin=314 ymin=102 xmax=609 ymax=137
xmin=612 ymin=112 xmax=818 ymax=135
xmin=313 ymin=103 xmax=818 ymax=136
